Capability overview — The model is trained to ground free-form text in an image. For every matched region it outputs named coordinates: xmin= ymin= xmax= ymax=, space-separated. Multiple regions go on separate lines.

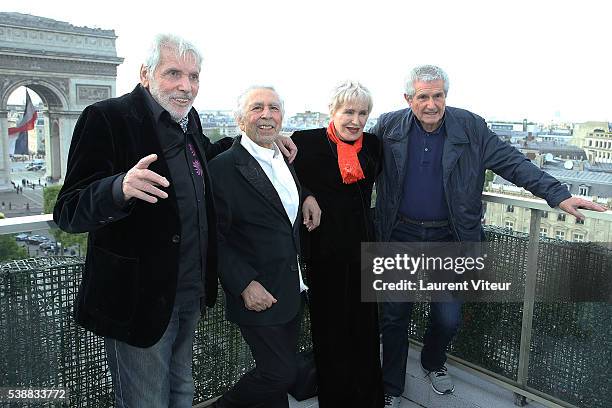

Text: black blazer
xmin=208 ymin=136 xmax=302 ymax=326
xmin=53 ymin=85 xmax=231 ymax=347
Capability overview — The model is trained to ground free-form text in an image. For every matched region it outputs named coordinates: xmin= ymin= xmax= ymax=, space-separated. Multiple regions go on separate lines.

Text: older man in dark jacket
xmin=54 ymin=35 xmax=296 ymax=408
xmin=370 ymin=65 xmax=605 ymax=407
xmin=210 ymin=86 xmax=311 ymax=408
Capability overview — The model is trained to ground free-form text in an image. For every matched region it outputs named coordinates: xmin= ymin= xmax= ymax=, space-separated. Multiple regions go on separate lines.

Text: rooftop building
xmin=583 ymin=128 xmax=612 ymax=164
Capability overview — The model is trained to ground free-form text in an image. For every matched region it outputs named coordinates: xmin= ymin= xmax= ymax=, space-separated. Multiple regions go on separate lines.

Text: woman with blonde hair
xmin=292 ymin=81 xmax=383 ymax=408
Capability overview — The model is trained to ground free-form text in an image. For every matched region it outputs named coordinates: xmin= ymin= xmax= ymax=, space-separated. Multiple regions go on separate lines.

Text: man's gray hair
xmin=404 ymin=65 xmax=449 ymax=97
xmin=143 ymin=33 xmax=203 ymax=77
xmin=329 ymin=80 xmax=373 ymax=115
xmin=234 ymin=86 xmax=285 ymax=122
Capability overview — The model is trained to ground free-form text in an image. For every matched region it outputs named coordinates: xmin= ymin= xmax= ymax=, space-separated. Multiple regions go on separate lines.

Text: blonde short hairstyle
xmin=329 ymin=80 xmax=373 ymax=116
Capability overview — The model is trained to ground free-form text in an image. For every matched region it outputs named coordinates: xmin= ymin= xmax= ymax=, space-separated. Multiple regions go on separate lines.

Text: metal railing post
xmin=515 ymin=208 xmax=542 ymax=405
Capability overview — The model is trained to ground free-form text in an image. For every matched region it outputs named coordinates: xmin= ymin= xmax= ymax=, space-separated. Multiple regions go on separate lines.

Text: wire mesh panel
xmin=408 ymin=229 xmax=612 ymax=408
xmin=528 ymin=241 xmax=612 ymax=408
xmin=0 ymin=257 xmax=101 ymax=407
xmin=1 ymin=257 xmax=313 ymax=407
xmin=3 ymin=233 xmax=610 ymax=407
xmin=192 ymin=291 xmax=254 ymax=403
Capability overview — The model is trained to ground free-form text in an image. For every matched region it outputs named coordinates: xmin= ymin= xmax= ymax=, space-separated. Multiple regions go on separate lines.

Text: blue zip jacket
xmin=370 ymin=106 xmax=571 ymax=242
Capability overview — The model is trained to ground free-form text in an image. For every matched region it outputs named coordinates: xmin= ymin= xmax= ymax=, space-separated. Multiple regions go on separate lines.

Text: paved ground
xmin=0 ymin=160 xmax=53 ymax=218
xmin=0 ymin=184 xmax=45 ymax=217
xmin=0 ymin=160 xmax=60 ymax=256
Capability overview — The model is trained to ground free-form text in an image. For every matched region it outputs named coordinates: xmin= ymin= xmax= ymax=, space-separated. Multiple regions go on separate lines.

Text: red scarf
xmin=326 ymin=121 xmax=365 ymax=184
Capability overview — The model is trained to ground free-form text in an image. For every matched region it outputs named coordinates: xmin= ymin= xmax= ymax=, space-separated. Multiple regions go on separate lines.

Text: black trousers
xmin=216 ymin=310 xmax=301 ymax=408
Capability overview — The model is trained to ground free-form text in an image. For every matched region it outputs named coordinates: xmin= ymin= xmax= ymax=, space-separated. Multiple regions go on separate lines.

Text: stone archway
xmin=0 ymin=12 xmax=123 ymax=185
xmin=1 ymin=80 xmax=68 ymax=184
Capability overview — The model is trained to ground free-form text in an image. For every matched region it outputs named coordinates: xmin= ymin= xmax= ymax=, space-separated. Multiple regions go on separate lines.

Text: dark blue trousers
xmin=380 ymin=221 xmax=462 ymax=396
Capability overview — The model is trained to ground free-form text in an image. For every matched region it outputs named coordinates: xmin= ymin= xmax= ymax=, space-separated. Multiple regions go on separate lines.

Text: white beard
xmin=149 ymin=81 xmax=193 ymax=122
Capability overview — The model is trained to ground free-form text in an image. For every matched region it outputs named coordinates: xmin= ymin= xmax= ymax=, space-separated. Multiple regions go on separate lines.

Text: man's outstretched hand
xmin=558 ymin=197 xmax=608 ymax=220
xmin=123 ymin=154 xmax=170 ymax=203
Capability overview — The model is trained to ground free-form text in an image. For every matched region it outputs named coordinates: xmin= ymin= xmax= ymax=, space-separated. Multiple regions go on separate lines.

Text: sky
xmin=6 ymin=0 xmax=612 ymax=123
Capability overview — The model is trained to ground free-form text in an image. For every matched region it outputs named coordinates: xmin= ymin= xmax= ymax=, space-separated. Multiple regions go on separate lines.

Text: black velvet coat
xmin=53 ymin=85 xmax=231 ymax=347
xmin=291 ymin=128 xmax=384 ymax=408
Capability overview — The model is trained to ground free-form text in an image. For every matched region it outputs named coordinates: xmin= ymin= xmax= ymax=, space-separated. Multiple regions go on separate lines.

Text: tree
xmin=0 ymin=213 xmax=28 ymax=261
xmin=0 ymin=235 xmax=28 ymax=262
xmin=43 ymin=184 xmax=62 ymax=213
xmin=484 ymin=170 xmax=495 ymax=190
xmin=43 ymin=185 xmax=88 ymax=253
xmin=205 ymin=128 xmax=223 ymax=142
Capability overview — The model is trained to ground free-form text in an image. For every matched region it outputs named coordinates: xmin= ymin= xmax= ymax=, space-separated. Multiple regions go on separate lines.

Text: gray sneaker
xmin=423 ymin=365 xmax=455 ymax=395
xmin=384 ymin=394 xmax=401 ymax=407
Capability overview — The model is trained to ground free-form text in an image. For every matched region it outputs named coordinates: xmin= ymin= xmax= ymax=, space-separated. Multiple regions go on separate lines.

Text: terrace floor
xmin=288 ymin=347 xmax=548 ymax=408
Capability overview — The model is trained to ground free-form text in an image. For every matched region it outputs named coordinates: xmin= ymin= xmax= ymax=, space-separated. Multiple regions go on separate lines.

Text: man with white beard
xmin=54 ymin=34 xmax=297 ymax=408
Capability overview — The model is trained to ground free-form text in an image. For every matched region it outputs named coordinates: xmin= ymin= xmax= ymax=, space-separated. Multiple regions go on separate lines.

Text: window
xmin=541 ymin=211 xmax=548 ymax=218
xmin=557 ymin=213 xmax=566 ymax=222
xmin=506 ymin=205 xmax=514 ymax=213
xmin=579 ymin=185 xmax=589 ymax=196
xmin=505 ymin=221 xmax=514 ymax=230
xmin=540 ymin=227 xmax=548 ymax=237
xmin=573 ymin=233 xmax=585 ymax=242
xmin=555 ymin=230 xmax=565 ymax=240
xmin=575 ymin=218 xmax=585 ymax=225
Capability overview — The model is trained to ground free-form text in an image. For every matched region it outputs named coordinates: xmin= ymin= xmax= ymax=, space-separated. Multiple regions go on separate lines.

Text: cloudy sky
xmin=6 ymin=0 xmax=612 ymax=123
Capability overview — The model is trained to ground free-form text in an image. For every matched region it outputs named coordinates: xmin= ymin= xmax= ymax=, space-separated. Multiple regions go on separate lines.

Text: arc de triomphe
xmin=0 ymin=12 xmax=123 ymax=184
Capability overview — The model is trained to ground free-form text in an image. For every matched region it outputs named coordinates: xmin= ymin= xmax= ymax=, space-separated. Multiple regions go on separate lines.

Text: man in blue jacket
xmin=370 ymin=65 xmax=606 ymax=407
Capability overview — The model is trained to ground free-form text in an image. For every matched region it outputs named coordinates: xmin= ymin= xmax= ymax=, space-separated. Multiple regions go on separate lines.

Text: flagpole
xmin=0 ymin=108 xmax=11 ymax=189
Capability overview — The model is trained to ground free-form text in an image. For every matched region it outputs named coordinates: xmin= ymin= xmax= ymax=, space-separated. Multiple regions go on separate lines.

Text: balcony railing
xmin=0 ymin=193 xmax=610 ymax=408
xmin=433 ymin=193 xmax=612 ymax=408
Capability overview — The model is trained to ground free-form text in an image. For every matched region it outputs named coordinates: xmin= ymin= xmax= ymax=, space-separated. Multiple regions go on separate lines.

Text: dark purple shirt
xmin=143 ymin=89 xmax=208 ymax=305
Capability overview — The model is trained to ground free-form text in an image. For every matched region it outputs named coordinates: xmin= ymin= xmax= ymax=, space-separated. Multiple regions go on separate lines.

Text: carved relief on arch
xmin=45 ymin=78 xmax=70 ymax=97
xmin=0 ymin=75 xmax=68 ymax=110
xmin=76 ymin=85 xmax=110 ymax=104
xmin=0 ymin=54 xmax=118 ymax=75
xmin=0 ymin=77 xmax=12 ymax=96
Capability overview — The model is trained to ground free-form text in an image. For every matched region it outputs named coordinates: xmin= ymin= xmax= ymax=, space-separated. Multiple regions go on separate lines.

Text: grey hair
xmin=234 ymin=86 xmax=285 ymax=122
xmin=329 ymin=80 xmax=373 ymax=115
xmin=143 ymin=33 xmax=203 ymax=77
xmin=404 ymin=65 xmax=449 ymax=97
